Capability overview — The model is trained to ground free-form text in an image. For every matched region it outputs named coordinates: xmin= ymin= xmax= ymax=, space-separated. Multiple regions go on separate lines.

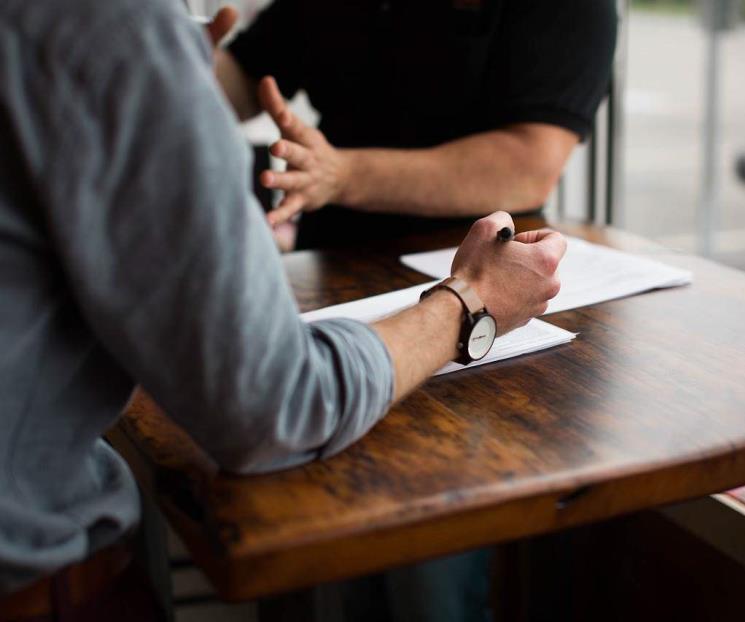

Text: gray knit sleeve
xmin=40 ymin=2 xmax=394 ymax=473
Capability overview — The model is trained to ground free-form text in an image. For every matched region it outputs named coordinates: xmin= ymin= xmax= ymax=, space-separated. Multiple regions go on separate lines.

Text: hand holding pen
xmin=497 ymin=227 xmax=514 ymax=243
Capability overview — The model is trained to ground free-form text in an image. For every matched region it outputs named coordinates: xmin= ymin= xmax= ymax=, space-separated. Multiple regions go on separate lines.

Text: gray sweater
xmin=0 ymin=0 xmax=393 ymax=593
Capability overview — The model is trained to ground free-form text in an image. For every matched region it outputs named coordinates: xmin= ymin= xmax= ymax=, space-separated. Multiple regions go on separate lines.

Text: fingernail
xmin=263 ymin=173 xmax=273 ymax=187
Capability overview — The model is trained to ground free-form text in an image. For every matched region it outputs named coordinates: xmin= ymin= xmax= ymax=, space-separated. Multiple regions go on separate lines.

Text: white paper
xmin=400 ymin=236 xmax=692 ymax=315
xmin=433 ymin=318 xmax=574 ymax=376
xmin=301 ymin=285 xmax=575 ymax=376
xmin=301 ymin=282 xmax=436 ymax=324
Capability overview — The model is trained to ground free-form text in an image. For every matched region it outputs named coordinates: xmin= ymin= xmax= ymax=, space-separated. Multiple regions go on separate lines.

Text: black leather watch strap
xmin=420 ymin=277 xmax=485 ymax=314
xmin=420 ymin=277 xmax=496 ymax=365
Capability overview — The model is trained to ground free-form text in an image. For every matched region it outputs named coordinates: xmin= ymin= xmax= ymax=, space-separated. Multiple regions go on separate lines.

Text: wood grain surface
xmin=109 ymin=218 xmax=745 ymax=601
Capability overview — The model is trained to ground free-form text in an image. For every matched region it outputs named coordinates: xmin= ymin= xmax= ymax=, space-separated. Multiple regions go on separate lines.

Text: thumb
xmin=206 ymin=5 xmax=239 ymax=48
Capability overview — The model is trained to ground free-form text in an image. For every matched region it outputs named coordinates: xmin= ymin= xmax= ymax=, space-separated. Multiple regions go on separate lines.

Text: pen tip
xmin=497 ymin=227 xmax=514 ymax=241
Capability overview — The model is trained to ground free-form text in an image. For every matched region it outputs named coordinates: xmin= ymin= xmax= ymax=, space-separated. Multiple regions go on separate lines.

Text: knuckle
xmin=472 ymin=217 xmax=498 ymax=238
xmin=546 ymin=277 xmax=561 ymax=300
xmin=557 ymin=233 xmax=568 ymax=254
xmin=494 ymin=210 xmax=514 ymax=227
xmin=537 ymin=249 xmax=559 ymax=274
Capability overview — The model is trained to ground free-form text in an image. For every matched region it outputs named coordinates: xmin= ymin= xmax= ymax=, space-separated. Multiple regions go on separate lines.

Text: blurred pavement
xmin=623 ymin=10 xmax=745 ymax=263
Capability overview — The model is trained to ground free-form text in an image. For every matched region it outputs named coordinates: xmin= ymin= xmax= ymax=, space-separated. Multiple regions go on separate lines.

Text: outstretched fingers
xmin=258 ymin=76 xmax=314 ymax=145
xmin=267 ymin=194 xmax=306 ymax=226
xmin=260 ymin=170 xmax=311 ymax=192
xmin=205 ymin=6 xmax=239 ymax=47
xmin=270 ymin=140 xmax=312 ymax=170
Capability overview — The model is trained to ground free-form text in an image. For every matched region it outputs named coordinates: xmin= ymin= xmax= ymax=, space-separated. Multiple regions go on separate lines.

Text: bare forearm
xmin=372 ymin=290 xmax=461 ymax=403
xmin=340 ymin=125 xmax=576 ymax=217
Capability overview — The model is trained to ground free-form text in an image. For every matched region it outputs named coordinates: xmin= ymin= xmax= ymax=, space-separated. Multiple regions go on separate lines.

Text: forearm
xmin=214 ymin=48 xmax=260 ymax=121
xmin=372 ymin=290 xmax=461 ymax=402
xmin=340 ymin=125 xmax=576 ymax=217
xmin=208 ymin=287 xmax=460 ymax=471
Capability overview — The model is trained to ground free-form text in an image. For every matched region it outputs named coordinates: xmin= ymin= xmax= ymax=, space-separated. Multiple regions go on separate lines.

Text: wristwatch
xmin=420 ymin=276 xmax=497 ymax=365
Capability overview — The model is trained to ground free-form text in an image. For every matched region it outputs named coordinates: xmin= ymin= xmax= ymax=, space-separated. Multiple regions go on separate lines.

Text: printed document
xmin=301 ymin=283 xmax=575 ymax=377
xmin=400 ymin=237 xmax=692 ymax=315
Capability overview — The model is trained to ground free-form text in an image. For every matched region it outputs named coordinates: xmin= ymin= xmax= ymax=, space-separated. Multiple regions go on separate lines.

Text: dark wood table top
xmin=109 ymin=218 xmax=745 ymax=601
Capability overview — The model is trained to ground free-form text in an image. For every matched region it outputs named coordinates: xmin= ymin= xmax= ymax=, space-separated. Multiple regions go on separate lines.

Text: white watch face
xmin=468 ymin=315 xmax=497 ymax=361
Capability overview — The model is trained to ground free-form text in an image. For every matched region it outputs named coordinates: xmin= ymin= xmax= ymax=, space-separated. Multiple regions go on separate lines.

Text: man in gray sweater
xmin=0 ymin=0 xmax=565 ymax=616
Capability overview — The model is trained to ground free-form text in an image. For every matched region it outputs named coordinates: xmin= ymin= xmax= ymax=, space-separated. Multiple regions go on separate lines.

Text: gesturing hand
xmin=452 ymin=212 xmax=566 ymax=337
xmin=205 ymin=6 xmax=239 ymax=48
xmin=257 ymin=76 xmax=350 ymax=226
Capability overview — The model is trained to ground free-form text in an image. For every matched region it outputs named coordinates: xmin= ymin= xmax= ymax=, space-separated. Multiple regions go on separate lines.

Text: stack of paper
xmin=301 ymin=284 xmax=576 ymax=377
xmin=400 ymin=236 xmax=693 ymax=315
xmin=433 ymin=319 xmax=574 ymax=376
xmin=301 ymin=238 xmax=691 ymax=377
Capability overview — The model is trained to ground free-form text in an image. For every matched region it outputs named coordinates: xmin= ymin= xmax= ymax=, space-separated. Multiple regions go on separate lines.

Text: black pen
xmin=497 ymin=227 xmax=514 ymax=243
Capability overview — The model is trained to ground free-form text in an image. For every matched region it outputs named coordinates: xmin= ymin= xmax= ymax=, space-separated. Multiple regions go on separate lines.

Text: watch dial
xmin=468 ymin=316 xmax=497 ymax=361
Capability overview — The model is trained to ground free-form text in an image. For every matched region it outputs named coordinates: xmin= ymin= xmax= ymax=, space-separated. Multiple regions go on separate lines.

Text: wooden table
xmin=109 ymin=218 xmax=745 ymax=601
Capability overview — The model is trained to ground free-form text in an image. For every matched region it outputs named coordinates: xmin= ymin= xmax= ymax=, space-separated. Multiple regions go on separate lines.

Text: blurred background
xmin=623 ymin=0 xmax=745 ymax=268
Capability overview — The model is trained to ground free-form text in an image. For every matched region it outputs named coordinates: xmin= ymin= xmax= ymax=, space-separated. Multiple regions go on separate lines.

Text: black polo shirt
xmin=230 ymin=0 xmax=617 ymax=248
